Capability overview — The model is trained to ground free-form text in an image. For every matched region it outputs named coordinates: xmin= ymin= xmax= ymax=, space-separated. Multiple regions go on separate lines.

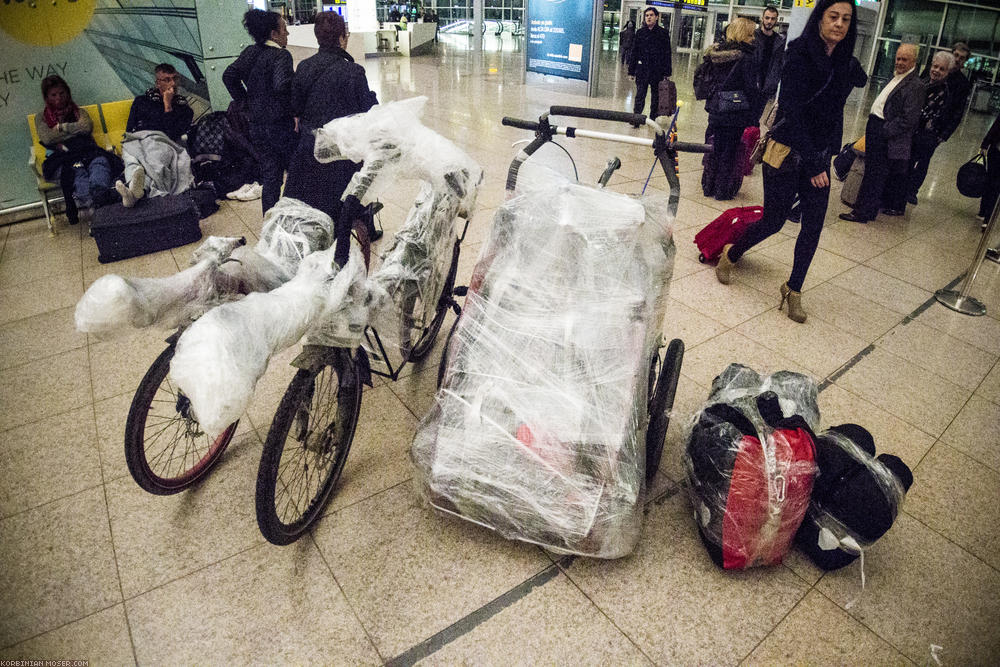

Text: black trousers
xmin=250 ymin=120 xmax=296 ymax=215
xmin=633 ymin=70 xmax=662 ymax=117
xmin=907 ymin=130 xmax=939 ymax=197
xmin=854 ymin=115 xmax=907 ymax=217
xmin=730 ymin=158 xmax=830 ymax=292
xmin=702 ymin=125 xmax=744 ymax=200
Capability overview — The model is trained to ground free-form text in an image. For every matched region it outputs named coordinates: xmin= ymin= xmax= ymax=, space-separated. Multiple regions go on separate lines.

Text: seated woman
xmin=700 ymin=18 xmax=760 ymax=201
xmin=35 ymin=75 xmax=121 ymax=224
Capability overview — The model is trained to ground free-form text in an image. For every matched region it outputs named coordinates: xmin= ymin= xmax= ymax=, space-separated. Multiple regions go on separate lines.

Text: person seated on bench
xmin=116 ymin=63 xmax=195 ymax=207
xmin=36 ymin=75 xmax=121 ymax=225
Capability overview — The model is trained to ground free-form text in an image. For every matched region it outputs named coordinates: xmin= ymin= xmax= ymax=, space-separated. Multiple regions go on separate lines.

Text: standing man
xmin=840 ymin=43 xmax=925 ymax=222
xmin=628 ymin=6 xmax=672 ymax=125
xmin=945 ymin=42 xmax=973 ymax=127
xmin=754 ymin=4 xmax=785 ymax=116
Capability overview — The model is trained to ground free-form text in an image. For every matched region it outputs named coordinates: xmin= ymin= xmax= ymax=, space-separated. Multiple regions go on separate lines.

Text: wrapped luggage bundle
xmin=795 ymin=424 xmax=912 ymax=570
xmin=411 ymin=180 xmax=676 ymax=558
xmin=685 ymin=364 xmax=820 ymax=569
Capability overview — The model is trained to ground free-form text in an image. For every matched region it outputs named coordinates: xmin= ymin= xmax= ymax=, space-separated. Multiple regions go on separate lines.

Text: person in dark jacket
xmin=978 ymin=112 xmax=1000 ymax=227
xmin=841 ymin=42 xmax=925 ymax=221
xmin=283 ymin=12 xmax=378 ymax=226
xmin=125 ymin=64 xmax=193 ymax=143
xmin=224 ymin=9 xmax=296 ymax=215
xmin=628 ymin=7 xmax=672 ymax=123
xmin=117 ymin=63 xmax=194 ymax=207
xmin=619 ymin=20 xmax=636 ymax=66
xmin=906 ymin=52 xmax=963 ymax=205
xmin=715 ymin=0 xmax=858 ymax=324
xmin=35 ymin=75 xmax=120 ymax=224
xmin=701 ymin=18 xmax=761 ymax=200
xmin=754 ymin=4 xmax=785 ymax=113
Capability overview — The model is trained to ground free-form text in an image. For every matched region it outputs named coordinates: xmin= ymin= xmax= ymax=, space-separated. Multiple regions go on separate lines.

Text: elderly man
xmin=116 ymin=64 xmax=194 ymax=207
xmin=840 ymin=43 xmax=925 ymax=223
xmin=628 ymin=6 xmax=672 ymax=125
xmin=907 ymin=52 xmax=965 ymax=205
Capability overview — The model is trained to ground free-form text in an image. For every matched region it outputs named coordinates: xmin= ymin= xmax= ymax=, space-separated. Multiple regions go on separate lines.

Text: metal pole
xmin=587 ymin=0 xmax=602 ymax=97
xmin=934 ymin=195 xmax=1000 ymax=316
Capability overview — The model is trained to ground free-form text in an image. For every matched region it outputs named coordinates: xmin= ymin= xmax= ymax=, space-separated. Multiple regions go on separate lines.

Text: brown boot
xmin=716 ymin=244 xmax=735 ymax=285
xmin=780 ymin=282 xmax=807 ymax=323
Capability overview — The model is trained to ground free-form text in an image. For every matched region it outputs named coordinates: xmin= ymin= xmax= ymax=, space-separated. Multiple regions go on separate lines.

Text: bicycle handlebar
xmin=501 ymin=117 xmax=541 ymax=132
xmin=549 ymin=106 xmax=646 ymax=126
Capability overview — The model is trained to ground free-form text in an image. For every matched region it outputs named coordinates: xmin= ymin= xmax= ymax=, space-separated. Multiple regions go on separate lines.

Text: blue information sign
xmin=526 ymin=0 xmax=595 ymax=82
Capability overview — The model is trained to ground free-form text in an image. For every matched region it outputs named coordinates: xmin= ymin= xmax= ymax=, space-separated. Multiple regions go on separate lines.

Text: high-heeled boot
xmin=716 ymin=244 xmax=735 ymax=285
xmin=780 ymin=282 xmax=807 ymax=323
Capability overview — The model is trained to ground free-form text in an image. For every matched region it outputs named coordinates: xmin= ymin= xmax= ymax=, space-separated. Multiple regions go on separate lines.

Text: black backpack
xmin=188 ymin=111 xmax=229 ymax=159
xmin=794 ymin=424 xmax=912 ymax=570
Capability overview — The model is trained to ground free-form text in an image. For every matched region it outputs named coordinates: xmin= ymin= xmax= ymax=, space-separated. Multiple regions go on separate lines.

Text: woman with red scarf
xmin=35 ymin=75 xmax=121 ymax=225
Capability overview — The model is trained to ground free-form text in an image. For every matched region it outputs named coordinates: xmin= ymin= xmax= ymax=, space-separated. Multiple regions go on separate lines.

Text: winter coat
xmin=702 ymin=41 xmax=760 ymax=129
xmin=770 ymin=32 xmax=858 ymax=177
xmin=628 ymin=23 xmax=672 ymax=79
xmin=223 ymin=43 xmax=295 ymax=129
xmin=126 ymin=88 xmax=193 ymax=142
xmin=292 ymin=47 xmax=377 ymax=131
xmin=753 ymin=27 xmax=785 ymax=100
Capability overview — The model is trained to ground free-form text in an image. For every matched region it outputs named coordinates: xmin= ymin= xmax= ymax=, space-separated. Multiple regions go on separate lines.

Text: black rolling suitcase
xmin=91 ymin=194 xmax=202 ymax=263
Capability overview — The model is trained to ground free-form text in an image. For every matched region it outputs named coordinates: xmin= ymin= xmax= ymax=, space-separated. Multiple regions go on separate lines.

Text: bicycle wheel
xmin=255 ymin=350 xmax=362 ymax=545
xmin=124 ymin=345 xmax=238 ymax=495
xmin=399 ymin=240 xmax=460 ymax=362
xmin=645 ymin=338 xmax=684 ymax=484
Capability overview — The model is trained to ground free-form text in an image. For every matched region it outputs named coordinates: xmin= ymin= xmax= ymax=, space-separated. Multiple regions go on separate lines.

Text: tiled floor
xmin=2 ymin=35 xmax=999 ymax=665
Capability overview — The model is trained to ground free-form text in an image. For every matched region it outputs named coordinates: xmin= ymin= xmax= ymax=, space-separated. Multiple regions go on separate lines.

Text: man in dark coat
xmin=840 ymin=43 xmax=925 ymax=222
xmin=628 ymin=6 xmax=672 ymax=124
xmin=754 ymin=4 xmax=785 ymax=114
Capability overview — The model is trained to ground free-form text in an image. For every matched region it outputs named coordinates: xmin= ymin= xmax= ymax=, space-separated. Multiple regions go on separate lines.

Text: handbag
xmin=751 ymin=69 xmax=836 ymax=166
xmin=712 ymin=90 xmax=751 ymax=114
xmin=956 ymin=153 xmax=988 ymax=198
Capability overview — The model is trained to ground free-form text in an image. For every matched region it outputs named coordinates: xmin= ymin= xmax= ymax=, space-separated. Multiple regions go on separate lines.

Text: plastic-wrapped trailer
xmin=413 ymin=106 xmax=712 ymax=558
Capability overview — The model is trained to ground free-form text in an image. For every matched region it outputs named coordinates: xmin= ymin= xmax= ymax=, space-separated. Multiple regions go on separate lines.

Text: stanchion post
xmin=934 ymin=195 xmax=1000 ymax=316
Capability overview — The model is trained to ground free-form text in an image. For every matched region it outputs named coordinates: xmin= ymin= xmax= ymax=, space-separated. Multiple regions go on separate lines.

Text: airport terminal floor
xmin=2 ymin=33 xmax=999 ymax=665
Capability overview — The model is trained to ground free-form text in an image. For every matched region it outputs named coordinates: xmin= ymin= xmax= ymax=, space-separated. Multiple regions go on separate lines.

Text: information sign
xmin=525 ymin=0 xmax=595 ymax=82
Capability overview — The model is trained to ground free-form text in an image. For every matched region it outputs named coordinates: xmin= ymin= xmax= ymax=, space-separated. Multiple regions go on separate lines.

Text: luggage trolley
xmin=420 ymin=107 xmax=712 ymax=558
xmin=495 ymin=105 xmax=710 ymax=483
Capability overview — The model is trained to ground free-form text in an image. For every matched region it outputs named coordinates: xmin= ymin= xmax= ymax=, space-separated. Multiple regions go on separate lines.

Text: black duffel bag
xmin=957 ymin=153 xmax=987 ymax=198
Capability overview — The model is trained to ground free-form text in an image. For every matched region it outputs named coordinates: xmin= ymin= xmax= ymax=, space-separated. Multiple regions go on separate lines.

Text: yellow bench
xmin=27 ymin=99 xmax=133 ymax=235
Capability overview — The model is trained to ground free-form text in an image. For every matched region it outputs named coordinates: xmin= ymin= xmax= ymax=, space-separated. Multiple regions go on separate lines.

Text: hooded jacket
xmin=702 ymin=41 xmax=760 ymax=129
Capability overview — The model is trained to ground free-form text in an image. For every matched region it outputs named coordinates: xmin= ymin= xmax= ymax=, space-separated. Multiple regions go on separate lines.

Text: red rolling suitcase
xmin=741 ymin=126 xmax=761 ymax=176
xmin=694 ymin=205 xmax=763 ymax=263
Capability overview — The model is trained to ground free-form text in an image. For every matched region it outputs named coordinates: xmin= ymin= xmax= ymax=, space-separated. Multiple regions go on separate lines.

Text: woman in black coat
xmin=283 ymin=12 xmax=378 ymax=225
xmin=223 ymin=9 xmax=296 ymax=215
xmin=701 ymin=17 xmax=760 ymax=201
xmin=715 ymin=0 xmax=858 ymax=323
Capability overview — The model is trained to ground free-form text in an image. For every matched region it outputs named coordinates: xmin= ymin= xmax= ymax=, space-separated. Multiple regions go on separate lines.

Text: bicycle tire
xmin=255 ymin=350 xmax=362 ymax=545
xmin=645 ymin=338 xmax=684 ymax=484
xmin=124 ymin=345 xmax=238 ymax=495
xmin=399 ymin=240 xmax=460 ymax=363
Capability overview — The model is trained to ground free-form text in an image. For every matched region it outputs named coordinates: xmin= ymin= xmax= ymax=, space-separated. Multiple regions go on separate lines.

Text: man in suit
xmin=628 ymin=6 xmax=672 ymax=125
xmin=841 ymin=43 xmax=925 ymax=222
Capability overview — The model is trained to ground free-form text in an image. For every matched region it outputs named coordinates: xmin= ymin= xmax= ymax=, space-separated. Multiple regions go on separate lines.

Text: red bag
xmin=741 ymin=126 xmax=761 ymax=176
xmin=694 ymin=205 xmax=763 ymax=263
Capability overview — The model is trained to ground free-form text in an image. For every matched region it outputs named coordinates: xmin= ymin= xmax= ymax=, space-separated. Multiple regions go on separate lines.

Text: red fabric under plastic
xmin=721 ymin=428 xmax=816 ymax=569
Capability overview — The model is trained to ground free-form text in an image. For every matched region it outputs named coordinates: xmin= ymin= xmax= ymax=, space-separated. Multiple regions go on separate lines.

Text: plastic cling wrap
xmin=74 ymin=199 xmax=331 ymax=337
xmin=411 ymin=181 xmax=676 ymax=559
xmin=169 ymin=244 xmax=368 ymax=437
xmin=684 ymin=364 xmax=820 ymax=569
xmin=313 ymin=97 xmax=482 ymax=216
xmin=796 ymin=424 xmax=912 ymax=571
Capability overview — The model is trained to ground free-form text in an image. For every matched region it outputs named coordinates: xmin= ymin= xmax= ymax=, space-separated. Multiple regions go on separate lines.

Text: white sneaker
xmin=235 ymin=183 xmax=263 ymax=201
xmin=226 ymin=183 xmax=253 ymax=200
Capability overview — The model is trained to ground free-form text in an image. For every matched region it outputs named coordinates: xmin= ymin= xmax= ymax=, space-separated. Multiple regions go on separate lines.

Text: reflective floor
xmin=2 ymin=37 xmax=999 ymax=665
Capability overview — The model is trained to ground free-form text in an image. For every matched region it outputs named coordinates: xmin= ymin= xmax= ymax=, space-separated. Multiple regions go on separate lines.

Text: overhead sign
xmin=525 ymin=0 xmax=594 ymax=82
xmin=649 ymin=0 xmax=708 ymax=10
